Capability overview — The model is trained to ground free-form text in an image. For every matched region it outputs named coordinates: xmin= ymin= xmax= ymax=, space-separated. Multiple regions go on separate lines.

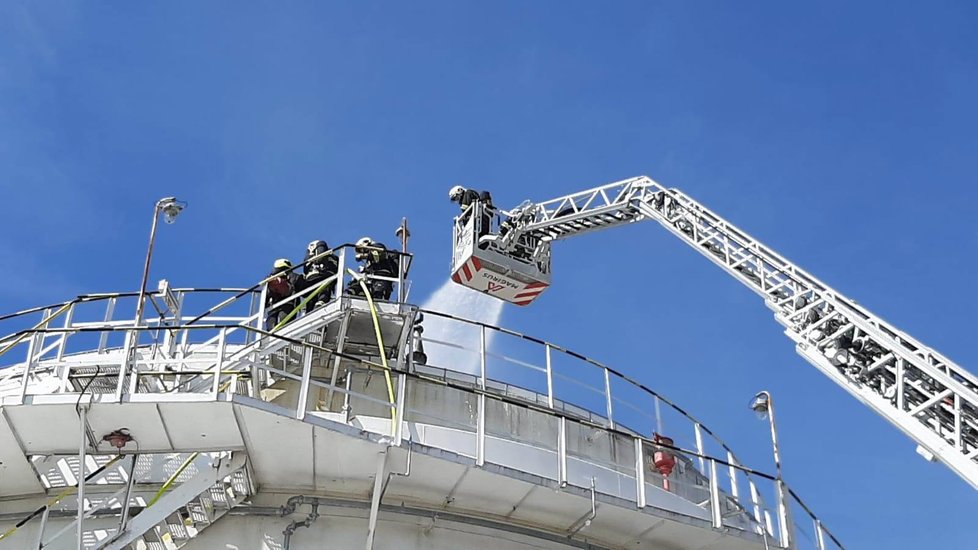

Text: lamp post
xmin=123 ymin=197 xmax=185 ymax=397
xmin=750 ymin=390 xmax=794 ymax=549
xmin=134 ymin=197 xmax=186 ymax=327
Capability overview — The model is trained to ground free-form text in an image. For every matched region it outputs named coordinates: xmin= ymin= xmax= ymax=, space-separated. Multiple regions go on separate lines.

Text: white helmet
xmin=355 ymin=237 xmax=373 ymax=249
xmin=448 ymin=185 xmax=464 ymax=201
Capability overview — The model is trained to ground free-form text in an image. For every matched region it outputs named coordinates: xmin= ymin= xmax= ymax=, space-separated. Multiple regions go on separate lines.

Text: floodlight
xmin=749 ymin=391 xmax=770 ymax=420
xmin=158 ymin=197 xmax=186 ymax=224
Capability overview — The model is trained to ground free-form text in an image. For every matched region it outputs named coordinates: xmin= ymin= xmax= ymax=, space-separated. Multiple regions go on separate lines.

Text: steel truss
xmin=502 ymin=175 xmax=978 ymax=489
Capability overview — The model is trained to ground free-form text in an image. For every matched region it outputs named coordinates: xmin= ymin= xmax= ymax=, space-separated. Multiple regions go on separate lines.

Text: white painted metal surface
xmin=0 ymin=245 xmax=842 ymax=549
xmin=451 ymin=203 xmax=552 ymax=305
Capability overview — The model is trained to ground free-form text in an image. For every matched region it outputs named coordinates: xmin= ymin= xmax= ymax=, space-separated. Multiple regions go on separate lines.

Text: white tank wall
xmin=0 ymin=508 xmax=598 ymax=550
xmin=187 ymin=511 xmax=580 ymax=550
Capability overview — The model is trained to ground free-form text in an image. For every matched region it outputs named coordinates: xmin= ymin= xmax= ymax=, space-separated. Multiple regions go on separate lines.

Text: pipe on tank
xmin=280 ymin=496 xmax=321 ymax=550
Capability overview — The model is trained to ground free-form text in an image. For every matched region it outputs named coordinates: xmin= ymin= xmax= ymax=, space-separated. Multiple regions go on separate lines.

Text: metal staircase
xmin=0 ymin=246 xmax=417 ymax=548
xmin=97 ymin=452 xmax=249 ymax=550
xmin=504 ymin=175 xmax=978 ymax=489
xmin=18 ymin=452 xmax=251 ymax=550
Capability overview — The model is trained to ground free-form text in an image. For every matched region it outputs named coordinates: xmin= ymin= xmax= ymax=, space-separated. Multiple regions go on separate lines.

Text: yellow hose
xmin=271 ymin=276 xmax=335 ymax=332
xmin=348 ymin=269 xmax=397 ymax=432
xmin=0 ymin=302 xmax=73 ymax=361
xmin=147 ymin=452 xmax=199 ymax=507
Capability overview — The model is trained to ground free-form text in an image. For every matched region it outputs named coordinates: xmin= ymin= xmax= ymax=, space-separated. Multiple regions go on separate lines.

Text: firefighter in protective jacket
xmin=348 ymin=237 xmax=399 ymax=301
xmin=296 ymin=240 xmax=339 ymax=312
xmin=265 ymin=258 xmax=299 ymax=330
xmin=449 ymin=185 xmax=494 ymax=243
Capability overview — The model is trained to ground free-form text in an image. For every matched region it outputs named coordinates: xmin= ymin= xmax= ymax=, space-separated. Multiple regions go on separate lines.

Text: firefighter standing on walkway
xmin=265 ymin=258 xmax=298 ymax=330
xmin=347 ymin=237 xmax=399 ymax=301
xmin=296 ymin=240 xmax=339 ymax=312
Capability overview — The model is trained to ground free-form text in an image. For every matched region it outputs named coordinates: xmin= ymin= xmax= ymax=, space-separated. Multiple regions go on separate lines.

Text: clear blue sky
xmin=2 ymin=2 xmax=977 ymax=547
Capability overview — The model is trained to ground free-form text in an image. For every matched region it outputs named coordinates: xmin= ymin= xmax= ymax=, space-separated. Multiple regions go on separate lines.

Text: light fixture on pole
xmin=124 ymin=197 xmax=187 ymax=395
xmin=135 ymin=197 xmax=187 ymax=326
xmin=749 ymin=390 xmax=795 ymax=549
xmin=160 ymin=197 xmax=185 ymax=224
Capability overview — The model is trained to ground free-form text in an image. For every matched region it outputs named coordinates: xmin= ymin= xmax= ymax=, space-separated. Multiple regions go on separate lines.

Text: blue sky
xmin=2 ymin=1 xmax=977 ymax=547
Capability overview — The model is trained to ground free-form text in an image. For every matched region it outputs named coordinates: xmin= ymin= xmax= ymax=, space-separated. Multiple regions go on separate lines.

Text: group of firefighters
xmin=263 ymin=237 xmax=401 ymax=330
xmin=264 ymin=186 xmax=492 ymax=330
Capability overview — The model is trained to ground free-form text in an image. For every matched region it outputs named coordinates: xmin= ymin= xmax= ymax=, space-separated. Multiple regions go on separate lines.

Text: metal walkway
xmin=0 ymin=245 xmax=842 ymax=549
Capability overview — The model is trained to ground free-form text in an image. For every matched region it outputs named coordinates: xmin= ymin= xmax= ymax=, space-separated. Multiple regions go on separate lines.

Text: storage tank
xmin=0 ymin=245 xmax=841 ymax=549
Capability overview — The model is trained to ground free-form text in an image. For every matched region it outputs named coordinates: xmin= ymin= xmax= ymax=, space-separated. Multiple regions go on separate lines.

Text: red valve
xmin=652 ymin=434 xmax=676 ymax=491
xmin=102 ymin=429 xmax=133 ymax=450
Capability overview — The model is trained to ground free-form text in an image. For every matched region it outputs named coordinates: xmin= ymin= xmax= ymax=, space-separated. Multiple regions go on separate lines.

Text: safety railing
xmin=0 ymin=245 xmax=412 ymax=396
xmin=414 ymin=308 xmax=845 ymax=549
xmin=0 ymin=270 xmax=842 ymax=549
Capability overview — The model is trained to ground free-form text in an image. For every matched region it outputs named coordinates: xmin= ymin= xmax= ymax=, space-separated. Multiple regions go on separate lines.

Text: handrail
xmin=0 ymin=316 xmax=846 ymax=547
xmin=5 ymin=289 xmax=784 ymax=508
xmin=0 ymin=268 xmax=842 ymax=547
xmin=419 ymin=308 xmax=747 ymax=475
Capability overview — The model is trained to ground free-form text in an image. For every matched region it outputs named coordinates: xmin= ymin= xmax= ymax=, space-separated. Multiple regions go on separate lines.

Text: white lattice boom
xmin=500 ymin=175 xmax=978 ymax=490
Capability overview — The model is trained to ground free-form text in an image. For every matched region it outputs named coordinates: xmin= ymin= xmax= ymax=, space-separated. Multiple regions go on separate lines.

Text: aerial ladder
xmin=450 ymin=175 xmax=978 ymax=490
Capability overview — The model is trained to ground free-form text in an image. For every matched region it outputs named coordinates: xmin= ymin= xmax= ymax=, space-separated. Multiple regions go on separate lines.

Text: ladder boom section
xmin=517 ymin=175 xmax=978 ymax=489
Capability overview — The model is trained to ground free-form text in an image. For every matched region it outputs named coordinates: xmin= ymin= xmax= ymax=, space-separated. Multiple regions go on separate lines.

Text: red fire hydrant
xmin=652 ymin=434 xmax=676 ymax=491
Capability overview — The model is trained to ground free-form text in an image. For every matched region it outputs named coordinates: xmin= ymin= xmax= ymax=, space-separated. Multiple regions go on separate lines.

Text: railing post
xmin=97 ymin=297 xmax=117 ymax=354
xmin=18 ymin=330 xmax=40 ymax=402
xmin=476 ymin=394 xmax=486 ymax=467
xmin=37 ymin=308 xmax=52 ymax=358
xmin=749 ymin=479 xmax=762 ymax=524
xmin=479 ymin=325 xmax=487 ymax=389
xmin=709 ymin=459 xmax=722 ymax=529
xmin=776 ymin=478 xmax=794 ymax=549
xmin=694 ymin=423 xmax=706 ymax=473
xmin=335 ymin=247 xmax=347 ymax=305
xmin=249 ymin=350 xmax=261 ymax=399
xmin=394 ymin=373 xmax=407 ymax=442
xmin=603 ymin=368 xmax=614 ymax=430
xmin=814 ymin=518 xmax=826 ymax=550
xmin=255 ymin=283 xmax=268 ymax=344
xmin=115 ymin=330 xmax=133 ymax=401
xmin=634 ymin=437 xmax=646 ymax=508
xmin=246 ymin=289 xmax=258 ymax=344
xmin=726 ymin=451 xmax=740 ymax=502
xmin=57 ymin=302 xmax=75 ymax=361
xmin=296 ymin=347 xmax=313 ymax=421
xmin=212 ymin=327 xmax=227 ymax=397
xmin=127 ymin=335 xmax=142 ymax=396
xmin=545 ymin=344 xmax=554 ymax=409
xmin=558 ymin=416 xmax=568 ymax=487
